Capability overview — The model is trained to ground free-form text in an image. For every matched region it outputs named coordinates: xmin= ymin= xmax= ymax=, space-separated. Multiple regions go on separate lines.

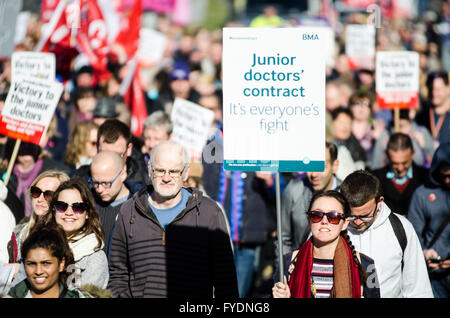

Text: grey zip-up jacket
xmin=108 ymin=185 xmax=238 ymax=298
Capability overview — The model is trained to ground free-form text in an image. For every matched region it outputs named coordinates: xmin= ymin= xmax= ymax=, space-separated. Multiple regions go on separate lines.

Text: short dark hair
xmin=308 ymin=190 xmax=350 ymax=217
xmin=426 ymin=71 xmax=449 ymax=102
xmin=386 ymin=133 xmax=414 ymax=152
xmin=21 ymin=222 xmax=74 ymax=287
xmin=326 ymin=142 xmax=338 ymax=163
xmin=73 ymin=86 xmax=95 ymax=102
xmin=348 ymin=88 xmax=374 ymax=108
xmin=340 ymin=170 xmax=382 ymax=207
xmin=97 ymin=119 xmax=132 ymax=146
xmin=331 ymin=106 xmax=353 ymax=121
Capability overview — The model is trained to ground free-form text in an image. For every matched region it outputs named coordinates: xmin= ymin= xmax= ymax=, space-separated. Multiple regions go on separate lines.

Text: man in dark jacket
xmin=72 ymin=119 xmax=148 ymax=187
xmin=89 ymin=151 xmax=141 ymax=258
xmin=371 ymin=133 xmax=429 ymax=216
xmin=201 ymin=134 xmax=272 ymax=298
xmin=108 ymin=141 xmax=238 ymax=298
xmin=408 ymin=142 xmax=450 ymax=298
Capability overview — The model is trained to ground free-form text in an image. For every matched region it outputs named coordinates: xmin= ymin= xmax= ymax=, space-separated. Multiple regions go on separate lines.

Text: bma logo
xmin=302 ymin=33 xmax=319 ymax=40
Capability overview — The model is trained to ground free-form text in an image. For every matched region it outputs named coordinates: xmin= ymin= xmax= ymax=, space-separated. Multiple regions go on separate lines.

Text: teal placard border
xmin=224 ymin=160 xmax=325 ymax=172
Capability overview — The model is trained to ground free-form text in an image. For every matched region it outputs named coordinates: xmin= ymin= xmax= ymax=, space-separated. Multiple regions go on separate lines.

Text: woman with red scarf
xmin=272 ymin=190 xmax=380 ymax=298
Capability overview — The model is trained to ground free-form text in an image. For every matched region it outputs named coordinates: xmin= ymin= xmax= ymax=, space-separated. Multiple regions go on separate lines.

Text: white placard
xmin=222 ymin=27 xmax=327 ymax=172
xmin=170 ymin=98 xmax=214 ymax=161
xmin=376 ymin=51 xmax=419 ymax=109
xmin=345 ymin=24 xmax=375 ymax=70
xmin=138 ymin=28 xmax=167 ymax=66
xmin=11 ymin=52 xmax=56 ymax=81
xmin=0 ymin=76 xmax=63 ymax=144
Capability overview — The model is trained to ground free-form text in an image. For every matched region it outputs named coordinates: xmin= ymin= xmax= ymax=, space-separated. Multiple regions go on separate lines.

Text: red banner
xmin=0 ymin=116 xmax=47 ymax=144
xmin=114 ymin=0 xmax=142 ymax=59
xmin=77 ymin=0 xmax=109 ymax=79
xmin=40 ymin=0 xmax=61 ymax=23
xmin=130 ymin=68 xmax=147 ymax=137
xmin=37 ymin=0 xmax=109 ymax=81
xmin=376 ymin=91 xmax=419 ymax=110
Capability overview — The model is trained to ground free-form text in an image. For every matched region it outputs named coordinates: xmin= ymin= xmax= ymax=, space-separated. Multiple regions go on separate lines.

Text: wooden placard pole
xmin=3 ymin=139 xmax=21 ymax=186
xmin=394 ymin=107 xmax=400 ymax=132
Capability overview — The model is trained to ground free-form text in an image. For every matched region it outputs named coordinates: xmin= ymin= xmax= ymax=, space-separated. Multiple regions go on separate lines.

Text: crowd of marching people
xmin=0 ymin=0 xmax=449 ymax=299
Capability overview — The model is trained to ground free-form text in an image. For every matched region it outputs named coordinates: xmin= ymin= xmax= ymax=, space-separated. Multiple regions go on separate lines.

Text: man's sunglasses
xmin=306 ymin=211 xmax=346 ymax=225
xmin=30 ymin=186 xmax=54 ymax=201
xmin=346 ymin=204 xmax=379 ymax=223
xmin=54 ymin=201 xmax=89 ymax=214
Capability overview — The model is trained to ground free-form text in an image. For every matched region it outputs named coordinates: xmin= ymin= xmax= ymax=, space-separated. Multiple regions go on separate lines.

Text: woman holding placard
xmin=272 ymin=190 xmax=380 ymax=298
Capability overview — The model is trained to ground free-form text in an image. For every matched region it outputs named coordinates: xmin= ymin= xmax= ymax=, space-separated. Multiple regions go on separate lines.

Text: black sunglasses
xmin=307 ymin=211 xmax=345 ymax=225
xmin=30 ymin=186 xmax=54 ymax=202
xmin=54 ymin=201 xmax=89 ymax=214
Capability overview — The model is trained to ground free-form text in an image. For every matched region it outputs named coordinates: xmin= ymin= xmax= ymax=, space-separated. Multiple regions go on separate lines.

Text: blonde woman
xmin=65 ymin=121 xmax=99 ymax=170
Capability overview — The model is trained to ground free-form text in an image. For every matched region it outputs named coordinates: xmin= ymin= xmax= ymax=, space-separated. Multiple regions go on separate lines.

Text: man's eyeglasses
xmin=54 ymin=201 xmax=89 ymax=214
xmin=88 ymin=170 xmax=122 ymax=189
xmin=350 ymin=101 xmax=370 ymax=108
xmin=347 ymin=204 xmax=379 ymax=222
xmin=306 ymin=211 xmax=346 ymax=225
xmin=30 ymin=186 xmax=54 ymax=201
xmin=152 ymin=165 xmax=186 ymax=178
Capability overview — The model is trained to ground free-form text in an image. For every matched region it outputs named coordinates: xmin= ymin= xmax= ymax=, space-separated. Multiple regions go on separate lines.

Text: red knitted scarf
xmin=288 ymin=236 xmax=361 ymax=298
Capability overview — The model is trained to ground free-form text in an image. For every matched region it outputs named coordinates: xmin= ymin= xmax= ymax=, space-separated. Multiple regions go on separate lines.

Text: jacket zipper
xmin=135 ymin=193 xmax=198 ymax=246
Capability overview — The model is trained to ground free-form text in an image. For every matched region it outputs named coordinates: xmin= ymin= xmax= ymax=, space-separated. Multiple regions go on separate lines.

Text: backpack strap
xmin=427 ymin=214 xmax=450 ymax=249
xmin=388 ymin=213 xmax=407 ymax=270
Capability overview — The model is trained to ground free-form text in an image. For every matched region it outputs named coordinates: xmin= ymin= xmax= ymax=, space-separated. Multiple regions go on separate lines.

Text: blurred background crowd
xmin=0 ymin=0 xmax=449 ymax=298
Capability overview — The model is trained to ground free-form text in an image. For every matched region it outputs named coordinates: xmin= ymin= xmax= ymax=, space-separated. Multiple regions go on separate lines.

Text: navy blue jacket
xmin=202 ymin=161 xmax=269 ymax=245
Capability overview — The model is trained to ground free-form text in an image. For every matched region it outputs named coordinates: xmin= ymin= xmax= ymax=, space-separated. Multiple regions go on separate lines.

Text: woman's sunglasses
xmin=30 ymin=186 xmax=54 ymax=202
xmin=307 ymin=211 xmax=345 ymax=225
xmin=54 ymin=201 xmax=89 ymax=214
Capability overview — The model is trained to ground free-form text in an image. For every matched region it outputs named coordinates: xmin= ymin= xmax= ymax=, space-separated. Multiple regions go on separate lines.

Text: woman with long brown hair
xmin=44 ymin=179 xmax=108 ymax=289
xmin=272 ymin=190 xmax=380 ymax=298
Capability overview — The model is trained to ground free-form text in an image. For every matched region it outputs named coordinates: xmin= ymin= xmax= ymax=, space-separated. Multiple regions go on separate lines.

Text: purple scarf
xmin=14 ymin=159 xmax=43 ymax=217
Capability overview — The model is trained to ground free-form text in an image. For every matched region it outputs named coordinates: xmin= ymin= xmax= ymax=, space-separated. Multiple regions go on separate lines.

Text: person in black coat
xmin=201 ymin=136 xmax=272 ymax=298
xmin=370 ymin=133 xmax=429 ymax=216
xmin=72 ymin=119 xmax=148 ymax=189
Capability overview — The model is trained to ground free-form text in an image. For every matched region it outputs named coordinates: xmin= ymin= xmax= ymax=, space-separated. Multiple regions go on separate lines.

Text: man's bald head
xmin=148 ymin=141 xmax=190 ymax=198
xmin=149 ymin=140 xmax=189 ymax=170
xmin=91 ymin=150 xmax=124 ymax=172
xmin=90 ymin=150 xmax=128 ymax=202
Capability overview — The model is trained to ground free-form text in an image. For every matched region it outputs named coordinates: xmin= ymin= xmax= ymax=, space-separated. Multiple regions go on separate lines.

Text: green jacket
xmin=8 ymin=280 xmax=92 ymax=298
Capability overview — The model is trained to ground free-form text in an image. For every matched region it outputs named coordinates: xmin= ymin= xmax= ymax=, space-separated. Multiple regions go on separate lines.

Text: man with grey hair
xmin=108 ymin=140 xmax=238 ymax=297
xmin=142 ymin=110 xmax=173 ymax=165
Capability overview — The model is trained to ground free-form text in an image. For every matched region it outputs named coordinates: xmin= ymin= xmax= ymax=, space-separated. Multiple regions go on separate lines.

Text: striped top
xmin=311 ymin=258 xmax=334 ymax=298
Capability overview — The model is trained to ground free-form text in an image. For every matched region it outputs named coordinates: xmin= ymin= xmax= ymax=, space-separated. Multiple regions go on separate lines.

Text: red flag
xmin=129 ymin=65 xmax=147 ymax=137
xmin=36 ymin=0 xmax=110 ymax=81
xmin=114 ymin=0 xmax=142 ymax=59
xmin=77 ymin=0 xmax=110 ymax=80
xmin=40 ymin=0 xmax=61 ymax=23
xmin=36 ymin=0 xmax=79 ymax=81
